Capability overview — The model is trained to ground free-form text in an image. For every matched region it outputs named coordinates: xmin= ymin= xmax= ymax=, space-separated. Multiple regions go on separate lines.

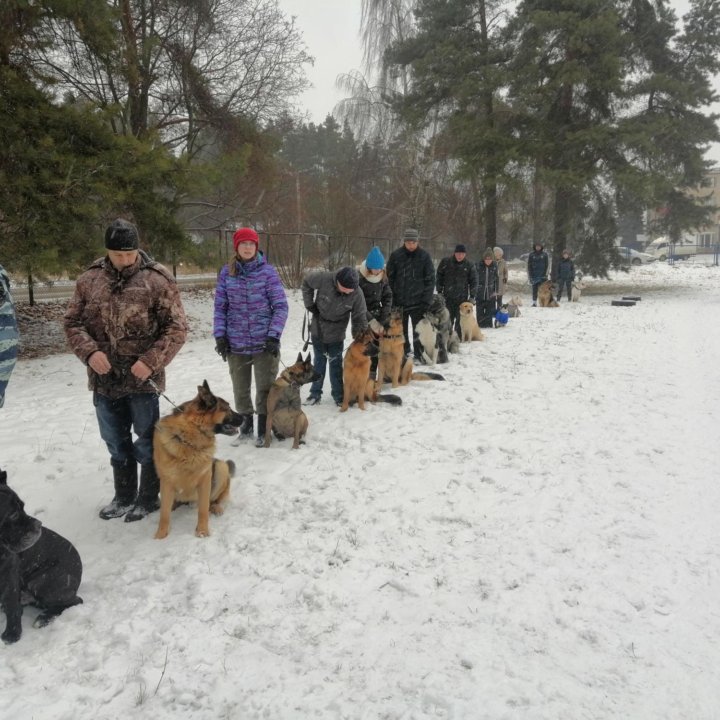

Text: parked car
xmin=644 ymin=237 xmax=697 ymax=261
xmin=616 ymin=247 xmax=657 ymax=265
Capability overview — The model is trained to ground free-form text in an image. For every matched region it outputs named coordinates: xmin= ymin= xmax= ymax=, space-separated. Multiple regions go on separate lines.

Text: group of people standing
xmin=527 ymin=242 xmax=576 ymax=304
xmin=4 ymin=221 xmax=571 ymax=529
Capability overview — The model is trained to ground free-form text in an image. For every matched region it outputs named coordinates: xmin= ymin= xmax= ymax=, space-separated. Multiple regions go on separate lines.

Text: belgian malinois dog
xmin=265 ymin=353 xmax=320 ymax=449
xmin=153 ymin=381 xmax=241 ymax=539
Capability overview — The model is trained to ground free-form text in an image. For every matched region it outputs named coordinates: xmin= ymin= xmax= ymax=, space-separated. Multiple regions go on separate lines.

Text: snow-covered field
xmin=1 ymin=262 xmax=719 ymax=719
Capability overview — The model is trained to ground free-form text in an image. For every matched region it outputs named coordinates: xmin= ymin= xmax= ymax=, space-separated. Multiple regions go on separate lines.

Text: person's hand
xmin=131 ymin=359 xmax=152 ymax=382
xmin=306 ymin=303 xmax=319 ymax=316
xmin=215 ymin=337 xmax=229 ymax=362
xmin=88 ymin=350 xmax=111 ymax=375
xmin=264 ymin=337 xmax=280 ymax=357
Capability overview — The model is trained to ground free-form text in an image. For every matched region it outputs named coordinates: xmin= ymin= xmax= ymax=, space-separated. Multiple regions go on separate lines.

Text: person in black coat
xmin=436 ymin=243 xmax=478 ymax=335
xmin=556 ymin=249 xmax=575 ymax=302
xmin=527 ymin=242 xmax=549 ymax=306
xmin=386 ymin=228 xmax=435 ymax=358
xmin=358 ymin=246 xmax=393 ymax=377
xmin=475 ymin=247 xmax=499 ymax=328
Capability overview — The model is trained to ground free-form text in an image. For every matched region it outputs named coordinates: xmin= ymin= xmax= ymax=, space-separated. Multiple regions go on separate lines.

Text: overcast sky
xmin=279 ymin=0 xmax=719 ymax=164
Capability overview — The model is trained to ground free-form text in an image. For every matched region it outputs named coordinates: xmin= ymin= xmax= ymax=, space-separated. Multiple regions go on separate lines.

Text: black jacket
xmin=358 ymin=264 xmax=393 ymax=325
xmin=436 ymin=256 xmax=478 ymax=303
xmin=527 ymin=248 xmax=549 ymax=284
xmin=557 ymin=257 xmax=575 ymax=281
xmin=386 ymin=245 xmax=435 ymax=311
xmin=475 ymin=260 xmax=499 ymax=301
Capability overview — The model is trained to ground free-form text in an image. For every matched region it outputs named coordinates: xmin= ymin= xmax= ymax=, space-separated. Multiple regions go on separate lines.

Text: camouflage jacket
xmin=63 ymin=251 xmax=187 ymax=398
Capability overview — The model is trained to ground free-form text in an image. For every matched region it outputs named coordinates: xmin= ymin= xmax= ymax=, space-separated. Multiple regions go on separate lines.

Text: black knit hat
xmin=454 ymin=244 xmax=466 ymax=253
xmin=335 ymin=266 xmax=359 ymax=290
xmin=105 ymin=219 xmax=139 ymax=251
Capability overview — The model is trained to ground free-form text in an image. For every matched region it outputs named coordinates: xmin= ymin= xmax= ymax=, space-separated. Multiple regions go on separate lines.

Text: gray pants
xmin=227 ymin=351 xmax=279 ymax=415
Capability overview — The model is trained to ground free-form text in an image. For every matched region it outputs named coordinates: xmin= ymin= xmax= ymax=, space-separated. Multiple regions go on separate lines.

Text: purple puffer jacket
xmin=213 ymin=253 xmax=288 ymax=355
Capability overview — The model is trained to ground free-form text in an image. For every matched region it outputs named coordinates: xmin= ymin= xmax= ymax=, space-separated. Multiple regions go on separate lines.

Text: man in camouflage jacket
xmin=64 ymin=219 xmax=187 ymax=522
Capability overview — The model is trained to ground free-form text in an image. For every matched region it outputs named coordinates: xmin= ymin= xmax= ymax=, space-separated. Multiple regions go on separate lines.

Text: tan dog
xmin=341 ymin=328 xmax=378 ymax=411
xmin=538 ymin=280 xmax=559 ymax=307
xmin=153 ymin=381 xmax=241 ymax=539
xmin=458 ymin=301 xmax=485 ymax=341
xmin=265 ymin=353 xmax=319 ymax=449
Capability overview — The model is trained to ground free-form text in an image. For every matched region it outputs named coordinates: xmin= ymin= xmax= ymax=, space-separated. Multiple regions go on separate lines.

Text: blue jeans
xmin=94 ymin=392 xmax=159 ymax=467
xmin=308 ymin=338 xmax=344 ymax=403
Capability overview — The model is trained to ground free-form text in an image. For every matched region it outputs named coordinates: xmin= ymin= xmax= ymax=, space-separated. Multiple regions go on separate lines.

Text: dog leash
xmin=146 ymin=378 xmax=183 ymax=412
xmin=301 ymin=311 xmax=312 ymax=352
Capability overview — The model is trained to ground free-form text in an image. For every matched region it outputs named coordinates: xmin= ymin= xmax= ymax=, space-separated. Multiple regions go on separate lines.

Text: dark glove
xmin=306 ymin=303 xmax=319 ymax=316
xmin=264 ymin=337 xmax=280 ymax=357
xmin=215 ymin=337 xmax=229 ymax=362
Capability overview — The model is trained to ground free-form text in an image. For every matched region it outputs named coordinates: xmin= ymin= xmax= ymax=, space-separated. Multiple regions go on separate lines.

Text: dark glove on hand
xmin=215 ymin=337 xmax=229 ymax=362
xmin=306 ymin=303 xmax=319 ymax=316
xmin=264 ymin=337 xmax=280 ymax=357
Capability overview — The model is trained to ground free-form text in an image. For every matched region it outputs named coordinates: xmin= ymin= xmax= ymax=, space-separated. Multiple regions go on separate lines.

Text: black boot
xmin=99 ymin=461 xmax=137 ymax=520
xmin=231 ymin=413 xmax=254 ymax=446
xmin=255 ymin=414 xmax=267 ymax=448
xmin=124 ymin=464 xmax=160 ymax=522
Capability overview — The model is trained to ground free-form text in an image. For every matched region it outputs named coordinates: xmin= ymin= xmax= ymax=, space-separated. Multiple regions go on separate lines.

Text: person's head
xmin=562 ymin=249 xmax=571 ymax=258
xmin=105 ymin=219 xmax=139 ymax=270
xmin=534 ymin=242 xmax=543 ymax=252
xmin=365 ymin=246 xmax=385 ymax=275
xmin=494 ymin=246 xmax=503 ymax=260
xmin=453 ymin=243 xmax=466 ymax=261
xmin=483 ymin=248 xmax=495 ymax=265
xmin=335 ymin=266 xmax=359 ymax=294
xmin=233 ymin=227 xmax=259 ymax=261
xmin=402 ymin=228 xmax=419 ymax=251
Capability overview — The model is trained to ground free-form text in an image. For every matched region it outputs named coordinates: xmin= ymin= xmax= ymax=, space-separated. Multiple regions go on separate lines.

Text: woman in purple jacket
xmin=214 ymin=228 xmax=288 ymax=447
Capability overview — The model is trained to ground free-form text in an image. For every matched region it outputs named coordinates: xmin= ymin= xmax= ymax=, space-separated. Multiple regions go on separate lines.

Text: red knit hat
xmin=232 ymin=227 xmax=259 ymax=251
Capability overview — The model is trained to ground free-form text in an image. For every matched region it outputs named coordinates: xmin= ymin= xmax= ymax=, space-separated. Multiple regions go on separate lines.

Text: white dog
xmin=416 ymin=317 xmax=439 ymax=364
xmin=571 ymin=281 xmax=587 ymax=302
xmin=506 ymin=294 xmax=523 ymax=318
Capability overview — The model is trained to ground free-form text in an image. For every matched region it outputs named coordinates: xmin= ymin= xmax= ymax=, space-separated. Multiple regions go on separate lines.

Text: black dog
xmin=0 ymin=470 xmax=83 ymax=644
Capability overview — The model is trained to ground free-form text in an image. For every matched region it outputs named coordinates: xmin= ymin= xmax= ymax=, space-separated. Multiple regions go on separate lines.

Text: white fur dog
xmin=571 ymin=281 xmax=587 ymax=302
xmin=458 ymin=301 xmax=484 ymax=342
xmin=507 ymin=294 xmax=523 ymax=318
xmin=416 ymin=317 xmax=439 ymax=364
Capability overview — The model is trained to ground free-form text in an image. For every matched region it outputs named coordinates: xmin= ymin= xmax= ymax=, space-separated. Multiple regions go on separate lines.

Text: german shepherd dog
xmin=458 ymin=301 xmax=485 ymax=341
xmin=265 ymin=353 xmax=320 ymax=449
xmin=376 ymin=309 xmax=445 ymax=388
xmin=153 ymin=381 xmax=242 ymax=539
xmin=538 ymin=280 xmax=559 ymax=307
xmin=341 ymin=328 xmax=379 ymax=411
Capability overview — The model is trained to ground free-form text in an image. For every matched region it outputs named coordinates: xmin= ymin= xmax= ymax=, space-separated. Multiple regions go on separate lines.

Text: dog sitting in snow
xmin=417 ymin=294 xmax=459 ymax=364
xmin=537 ymin=281 xmax=559 ymax=307
xmin=458 ymin=301 xmax=484 ymax=341
xmin=571 ymin=281 xmax=587 ymax=302
xmin=506 ymin=295 xmax=522 ymax=318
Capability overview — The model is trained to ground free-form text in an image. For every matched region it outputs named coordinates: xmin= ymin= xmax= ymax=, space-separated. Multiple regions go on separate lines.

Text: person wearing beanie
xmin=63 ymin=219 xmax=188 ymax=523
xmin=386 ymin=228 xmax=435 ymax=359
xmin=475 ymin=247 xmax=500 ymax=328
xmin=357 ymin=247 xmax=393 ymax=378
xmin=527 ymin=241 xmax=549 ymax=306
xmin=436 ymin=243 xmax=478 ymax=335
xmin=214 ymin=227 xmax=288 ymax=447
xmin=493 ymin=246 xmax=509 ymax=308
xmin=556 ymin=249 xmax=575 ymax=302
xmin=301 ymin=266 xmax=368 ymax=406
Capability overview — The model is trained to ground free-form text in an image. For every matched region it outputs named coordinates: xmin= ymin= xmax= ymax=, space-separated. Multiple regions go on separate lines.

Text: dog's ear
xmin=0 ymin=469 xmax=6 ymax=486
xmin=197 ymin=381 xmax=217 ymax=409
xmin=296 ymin=352 xmax=303 ymax=363
xmin=303 ymin=353 xmax=312 ymax=364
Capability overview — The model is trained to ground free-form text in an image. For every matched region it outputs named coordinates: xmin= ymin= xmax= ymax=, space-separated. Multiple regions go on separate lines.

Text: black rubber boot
xmin=124 ymin=464 xmax=160 ymax=522
xmin=99 ymin=461 xmax=137 ymax=520
xmin=231 ymin=413 xmax=254 ymax=445
xmin=255 ymin=414 xmax=267 ymax=448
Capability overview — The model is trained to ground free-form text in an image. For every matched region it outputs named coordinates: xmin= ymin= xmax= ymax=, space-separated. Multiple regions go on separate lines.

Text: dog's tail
xmin=215 ymin=459 xmax=236 ymax=478
xmin=410 ymin=372 xmax=445 ymax=381
xmin=375 ymin=393 xmax=402 ymax=406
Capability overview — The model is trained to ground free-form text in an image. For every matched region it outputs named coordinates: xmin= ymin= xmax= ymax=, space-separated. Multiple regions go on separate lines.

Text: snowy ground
xmin=1 ymin=261 xmax=719 ymax=719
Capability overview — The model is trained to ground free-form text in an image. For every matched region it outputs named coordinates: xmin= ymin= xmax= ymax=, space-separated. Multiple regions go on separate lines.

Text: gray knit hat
xmin=403 ymin=228 xmax=419 ymax=242
xmin=335 ymin=266 xmax=359 ymax=290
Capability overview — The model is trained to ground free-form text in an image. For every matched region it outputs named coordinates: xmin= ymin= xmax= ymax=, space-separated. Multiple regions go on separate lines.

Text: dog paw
xmin=195 ymin=528 xmax=210 ymax=538
xmin=154 ymin=529 xmax=169 ymax=540
xmin=1 ymin=629 xmax=21 ymax=644
xmin=209 ymin=504 xmax=224 ymax=516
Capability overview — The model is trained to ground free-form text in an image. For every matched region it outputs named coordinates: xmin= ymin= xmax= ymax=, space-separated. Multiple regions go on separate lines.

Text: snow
xmin=1 ymin=261 xmax=719 ymax=719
